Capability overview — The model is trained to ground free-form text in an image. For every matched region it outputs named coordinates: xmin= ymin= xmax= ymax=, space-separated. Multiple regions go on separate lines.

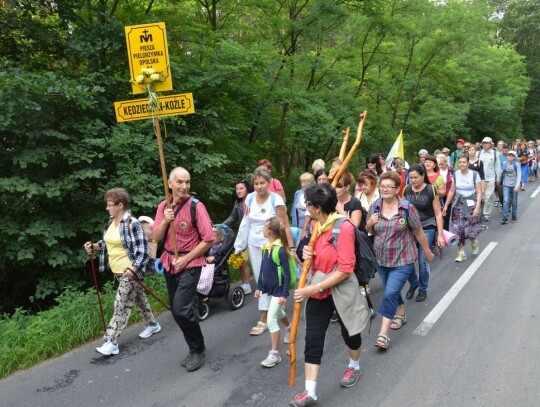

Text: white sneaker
xmin=283 ymin=330 xmax=290 ymax=344
xmin=96 ymin=340 xmax=119 ymax=356
xmin=260 ymin=351 xmax=281 ymax=368
xmin=139 ymin=322 xmax=161 ymax=339
xmin=242 ymin=284 xmax=252 ymax=295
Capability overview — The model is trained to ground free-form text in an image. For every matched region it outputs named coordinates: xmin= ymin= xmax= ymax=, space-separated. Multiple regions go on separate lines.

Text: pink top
xmin=310 ymin=220 xmax=355 ymax=300
xmin=268 ymin=178 xmax=284 ymax=193
xmin=152 ymin=196 xmax=215 ymax=274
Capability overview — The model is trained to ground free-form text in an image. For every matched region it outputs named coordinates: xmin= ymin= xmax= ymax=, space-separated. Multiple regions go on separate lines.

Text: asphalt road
xmin=2 ymin=185 xmax=540 ymax=407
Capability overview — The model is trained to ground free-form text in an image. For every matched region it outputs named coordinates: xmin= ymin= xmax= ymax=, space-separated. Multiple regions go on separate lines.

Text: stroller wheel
xmin=197 ymin=301 xmax=210 ymax=321
xmin=227 ymin=285 xmax=245 ymax=310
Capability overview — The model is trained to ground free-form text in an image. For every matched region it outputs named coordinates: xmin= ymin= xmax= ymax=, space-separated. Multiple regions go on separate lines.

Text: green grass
xmin=0 ymin=274 xmax=169 ymax=380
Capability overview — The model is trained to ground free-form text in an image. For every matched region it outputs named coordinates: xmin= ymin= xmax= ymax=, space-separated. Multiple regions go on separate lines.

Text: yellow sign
xmin=114 ymin=93 xmax=195 ymax=122
xmin=125 ymin=22 xmax=173 ymax=95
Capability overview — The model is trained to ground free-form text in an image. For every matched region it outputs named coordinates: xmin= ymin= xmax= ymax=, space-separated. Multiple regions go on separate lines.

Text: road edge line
xmin=412 ymin=241 xmax=498 ymax=336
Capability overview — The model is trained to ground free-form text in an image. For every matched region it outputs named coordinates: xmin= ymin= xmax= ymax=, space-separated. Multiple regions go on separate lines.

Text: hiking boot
xmin=139 ymin=322 xmax=161 ymax=339
xmin=289 ymin=392 xmax=318 ymax=407
xmin=455 ymin=251 xmax=467 ymax=262
xmin=96 ymin=340 xmax=119 ymax=356
xmin=471 ymin=242 xmax=479 ymax=255
xmin=501 ymin=218 xmax=508 ymax=224
xmin=180 ymin=351 xmax=191 ymax=367
xmin=185 ymin=348 xmax=206 ymax=372
xmin=405 ymin=286 xmax=418 ymax=300
xmin=261 ymin=350 xmax=281 ymax=368
xmin=241 ymin=283 xmax=252 ymax=295
xmin=415 ymin=291 xmax=427 ymax=302
xmin=339 ymin=367 xmax=361 ymax=388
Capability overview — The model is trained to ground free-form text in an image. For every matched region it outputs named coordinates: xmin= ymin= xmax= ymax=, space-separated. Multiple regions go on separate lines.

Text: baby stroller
xmin=196 ymin=224 xmax=245 ymax=321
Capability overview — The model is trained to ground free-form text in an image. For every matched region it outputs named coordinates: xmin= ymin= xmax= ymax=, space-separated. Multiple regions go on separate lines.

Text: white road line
xmin=412 ymin=241 xmax=499 ymax=336
xmin=530 ymin=185 xmax=540 ymax=198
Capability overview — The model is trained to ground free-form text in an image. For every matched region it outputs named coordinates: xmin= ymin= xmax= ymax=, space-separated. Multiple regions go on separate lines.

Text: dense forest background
xmin=1 ymin=0 xmax=538 ymax=314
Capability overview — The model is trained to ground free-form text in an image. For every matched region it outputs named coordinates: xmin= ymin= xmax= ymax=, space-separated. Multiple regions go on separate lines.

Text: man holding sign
xmin=151 ymin=167 xmax=215 ymax=372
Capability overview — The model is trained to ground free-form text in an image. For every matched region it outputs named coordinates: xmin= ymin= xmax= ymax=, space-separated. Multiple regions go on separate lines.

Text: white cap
xmin=508 ymin=150 xmax=517 ymax=156
xmin=482 ymin=137 xmax=493 ymax=144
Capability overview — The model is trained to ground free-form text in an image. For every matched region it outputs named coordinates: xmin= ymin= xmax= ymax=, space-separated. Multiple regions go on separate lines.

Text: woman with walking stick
xmin=289 ymin=183 xmax=365 ymax=406
xmin=84 ymin=188 xmax=161 ymax=356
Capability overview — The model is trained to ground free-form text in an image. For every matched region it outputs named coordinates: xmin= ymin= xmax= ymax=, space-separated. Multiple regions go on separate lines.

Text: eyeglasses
xmin=380 ymin=185 xmax=397 ymax=191
xmin=106 ymin=203 xmax=119 ymax=208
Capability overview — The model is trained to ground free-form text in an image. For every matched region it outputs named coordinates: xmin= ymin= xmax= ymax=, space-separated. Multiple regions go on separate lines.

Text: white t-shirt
xmin=245 ymin=192 xmax=286 ymax=247
xmin=439 ymin=168 xmax=448 ymax=188
xmin=455 ymin=170 xmax=480 ymax=197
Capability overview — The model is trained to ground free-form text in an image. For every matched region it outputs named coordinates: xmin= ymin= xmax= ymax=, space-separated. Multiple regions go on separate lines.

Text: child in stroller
xmin=196 ymin=224 xmax=245 ymax=320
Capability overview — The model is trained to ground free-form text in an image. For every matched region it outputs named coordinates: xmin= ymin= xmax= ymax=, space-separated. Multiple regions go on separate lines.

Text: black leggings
xmin=304 ymin=296 xmax=362 ymax=365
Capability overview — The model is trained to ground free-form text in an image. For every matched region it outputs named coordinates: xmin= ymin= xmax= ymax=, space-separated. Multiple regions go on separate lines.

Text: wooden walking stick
xmin=150 ymin=86 xmax=179 ymax=258
xmin=288 ymin=111 xmax=367 ymax=388
xmin=338 ymin=127 xmax=350 ymax=161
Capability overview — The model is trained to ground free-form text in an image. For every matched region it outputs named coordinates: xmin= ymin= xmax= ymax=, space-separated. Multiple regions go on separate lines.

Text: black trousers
xmin=164 ymin=267 xmax=205 ymax=353
xmin=304 ymin=296 xmax=362 ymax=365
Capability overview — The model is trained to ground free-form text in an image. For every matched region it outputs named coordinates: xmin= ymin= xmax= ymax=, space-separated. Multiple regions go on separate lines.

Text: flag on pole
xmin=386 ymin=130 xmax=405 ymax=167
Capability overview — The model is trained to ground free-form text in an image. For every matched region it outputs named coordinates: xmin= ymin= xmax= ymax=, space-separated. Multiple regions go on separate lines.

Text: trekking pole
xmin=89 ymin=250 xmax=107 ymax=332
xmin=132 ymin=277 xmax=170 ymax=311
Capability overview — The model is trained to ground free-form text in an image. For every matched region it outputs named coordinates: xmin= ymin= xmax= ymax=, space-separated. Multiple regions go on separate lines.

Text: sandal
xmin=250 ymin=321 xmax=268 ymax=336
xmin=390 ymin=314 xmax=407 ymax=330
xmin=374 ymin=333 xmax=390 ymax=350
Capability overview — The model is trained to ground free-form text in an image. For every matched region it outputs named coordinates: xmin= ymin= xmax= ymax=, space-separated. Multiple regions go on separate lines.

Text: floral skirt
xmin=449 ymin=199 xmax=487 ymax=246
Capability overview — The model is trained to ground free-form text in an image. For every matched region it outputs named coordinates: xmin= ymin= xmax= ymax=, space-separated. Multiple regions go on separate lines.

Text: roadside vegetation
xmin=1 ymin=0 xmax=539 ymax=379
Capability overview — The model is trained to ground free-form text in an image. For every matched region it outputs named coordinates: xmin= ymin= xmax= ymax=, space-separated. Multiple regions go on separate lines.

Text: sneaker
xmin=455 ymin=251 xmax=467 ymax=262
xmin=501 ymin=218 xmax=508 ymax=224
xmin=494 ymin=201 xmax=500 ymax=207
xmin=283 ymin=329 xmax=291 ymax=344
xmin=482 ymin=216 xmax=490 ymax=222
xmin=260 ymin=351 xmax=281 ymax=368
xmin=241 ymin=283 xmax=252 ymax=295
xmin=512 ymin=218 xmax=517 ymax=223
xmin=340 ymin=367 xmax=361 ymax=388
xmin=185 ymin=348 xmax=206 ymax=372
xmin=471 ymin=243 xmax=479 ymax=255
xmin=289 ymin=392 xmax=318 ymax=407
xmin=139 ymin=322 xmax=161 ymax=339
xmin=330 ymin=311 xmax=339 ymax=323
xmin=96 ymin=340 xmax=119 ymax=356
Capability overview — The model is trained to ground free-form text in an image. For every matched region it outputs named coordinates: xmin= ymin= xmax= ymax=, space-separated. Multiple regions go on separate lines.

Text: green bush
xmin=0 ymin=274 xmax=169 ymax=380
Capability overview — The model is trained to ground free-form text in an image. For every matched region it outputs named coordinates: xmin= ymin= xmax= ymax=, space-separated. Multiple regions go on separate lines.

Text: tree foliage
xmin=0 ymin=0 xmax=531 ymax=312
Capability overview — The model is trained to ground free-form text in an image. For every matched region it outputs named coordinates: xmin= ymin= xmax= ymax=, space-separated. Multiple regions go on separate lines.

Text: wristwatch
xmin=317 ymin=283 xmax=324 ymax=293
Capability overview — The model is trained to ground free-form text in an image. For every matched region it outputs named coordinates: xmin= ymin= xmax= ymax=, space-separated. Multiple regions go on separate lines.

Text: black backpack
xmin=331 ymin=218 xmax=377 ymax=286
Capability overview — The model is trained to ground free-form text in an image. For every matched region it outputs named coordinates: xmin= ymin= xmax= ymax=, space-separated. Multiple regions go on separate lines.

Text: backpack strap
xmin=330 ymin=217 xmax=348 ymax=250
xmin=190 ymin=198 xmax=201 ymax=240
xmin=271 ymin=244 xmax=284 ymax=286
xmin=247 ymin=192 xmax=277 ymax=210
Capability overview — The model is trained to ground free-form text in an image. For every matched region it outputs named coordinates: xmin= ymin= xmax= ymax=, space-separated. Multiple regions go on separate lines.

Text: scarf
xmin=262 ymin=238 xmax=282 ymax=253
xmin=316 ymin=212 xmax=345 ymax=234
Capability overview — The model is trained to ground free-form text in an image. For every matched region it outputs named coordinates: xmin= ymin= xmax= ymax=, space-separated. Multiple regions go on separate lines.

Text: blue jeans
xmin=502 ymin=185 xmax=518 ymax=220
xmin=377 ymin=263 xmax=415 ymax=320
xmin=408 ymin=228 xmax=435 ymax=292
